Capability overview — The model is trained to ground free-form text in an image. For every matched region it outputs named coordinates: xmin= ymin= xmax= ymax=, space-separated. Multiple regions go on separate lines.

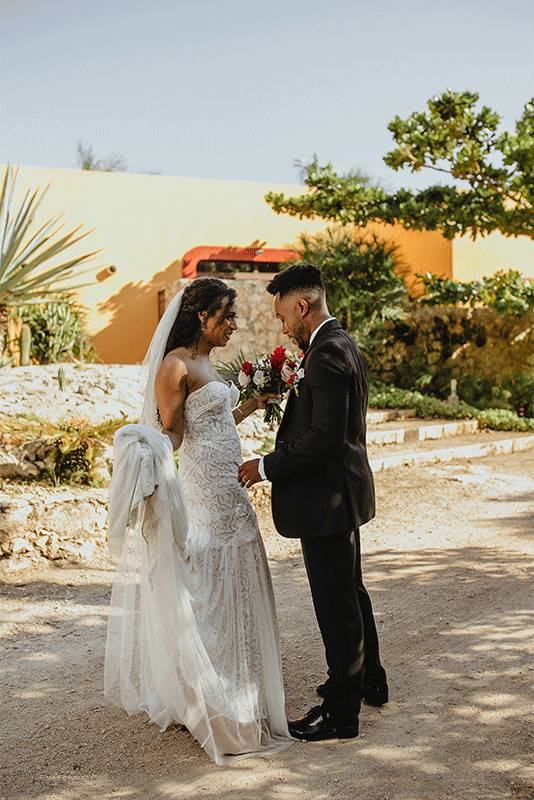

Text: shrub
xmin=15 ymin=297 xmax=96 ymax=363
xmin=368 ymin=380 xmax=534 ymax=432
xmin=286 ymin=226 xmax=409 ymax=345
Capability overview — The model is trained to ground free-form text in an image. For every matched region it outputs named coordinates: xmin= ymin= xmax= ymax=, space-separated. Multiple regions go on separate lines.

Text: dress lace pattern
xmin=105 ymin=380 xmax=292 ymax=765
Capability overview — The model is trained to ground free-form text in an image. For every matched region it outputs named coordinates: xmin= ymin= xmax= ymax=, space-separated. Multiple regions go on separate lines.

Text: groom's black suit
xmin=263 ymin=319 xmax=386 ymax=722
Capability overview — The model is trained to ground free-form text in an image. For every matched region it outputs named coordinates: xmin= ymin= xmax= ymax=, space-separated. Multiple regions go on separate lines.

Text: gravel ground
xmin=1 ymin=448 xmax=533 ymax=800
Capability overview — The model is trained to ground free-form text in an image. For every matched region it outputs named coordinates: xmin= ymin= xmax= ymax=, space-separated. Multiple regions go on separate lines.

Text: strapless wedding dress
xmin=105 ymin=381 xmax=292 ymax=765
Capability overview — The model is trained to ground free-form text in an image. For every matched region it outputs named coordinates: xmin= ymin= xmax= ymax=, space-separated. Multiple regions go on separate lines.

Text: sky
xmin=1 ymin=0 xmax=533 ymax=192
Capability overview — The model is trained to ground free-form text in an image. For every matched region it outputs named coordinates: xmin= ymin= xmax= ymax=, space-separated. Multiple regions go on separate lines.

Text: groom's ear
xmin=297 ymin=298 xmax=309 ymax=316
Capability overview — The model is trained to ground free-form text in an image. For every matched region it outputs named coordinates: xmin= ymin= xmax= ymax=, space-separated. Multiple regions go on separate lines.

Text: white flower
xmin=253 ymin=369 xmax=268 ymax=388
xmin=297 ymin=368 xmax=305 ymax=382
xmin=281 ymin=364 xmax=294 ymax=382
xmin=238 ymin=372 xmax=250 ymax=388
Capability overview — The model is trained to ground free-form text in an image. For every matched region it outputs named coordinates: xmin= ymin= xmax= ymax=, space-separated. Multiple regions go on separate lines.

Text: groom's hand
xmin=239 ymin=458 xmax=262 ymax=488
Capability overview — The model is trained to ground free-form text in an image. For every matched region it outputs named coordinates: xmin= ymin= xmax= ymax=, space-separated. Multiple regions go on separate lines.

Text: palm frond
xmin=216 ymin=348 xmax=260 ymax=382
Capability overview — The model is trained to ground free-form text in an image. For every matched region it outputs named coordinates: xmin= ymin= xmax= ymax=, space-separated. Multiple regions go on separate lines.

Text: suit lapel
xmin=277 ymin=319 xmax=342 ymax=439
xmin=300 ymin=318 xmax=342 ymax=366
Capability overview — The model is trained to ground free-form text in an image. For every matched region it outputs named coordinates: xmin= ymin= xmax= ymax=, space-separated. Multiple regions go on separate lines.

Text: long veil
xmin=139 ymin=288 xmax=185 ymax=428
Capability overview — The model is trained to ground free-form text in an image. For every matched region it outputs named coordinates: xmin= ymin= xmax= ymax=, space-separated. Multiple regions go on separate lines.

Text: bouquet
xmin=235 ymin=346 xmax=303 ymax=423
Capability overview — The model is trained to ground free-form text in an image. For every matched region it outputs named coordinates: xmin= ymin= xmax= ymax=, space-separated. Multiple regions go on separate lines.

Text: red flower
xmin=242 ymin=361 xmax=254 ymax=376
xmin=270 ymin=346 xmax=286 ymax=373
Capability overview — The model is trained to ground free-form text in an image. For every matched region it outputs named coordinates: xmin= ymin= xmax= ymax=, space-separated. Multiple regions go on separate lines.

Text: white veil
xmin=139 ymin=287 xmax=186 ymax=428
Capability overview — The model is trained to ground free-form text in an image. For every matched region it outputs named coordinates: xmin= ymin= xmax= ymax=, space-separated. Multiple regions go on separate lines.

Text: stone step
xmin=367 ymin=429 xmax=534 ymax=471
xmin=367 ymin=408 xmax=416 ymax=424
xmin=367 ymin=417 xmax=480 ymax=445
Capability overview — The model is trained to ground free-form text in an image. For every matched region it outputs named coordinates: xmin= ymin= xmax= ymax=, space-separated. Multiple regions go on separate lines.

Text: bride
xmin=105 ymin=278 xmax=293 ymax=765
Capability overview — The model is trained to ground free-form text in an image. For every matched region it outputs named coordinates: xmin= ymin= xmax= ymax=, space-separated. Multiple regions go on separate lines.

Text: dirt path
xmin=1 ymin=450 xmax=533 ymax=800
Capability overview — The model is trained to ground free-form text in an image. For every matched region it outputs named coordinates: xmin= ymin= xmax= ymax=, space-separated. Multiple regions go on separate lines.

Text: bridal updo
xmin=163 ymin=278 xmax=237 ymax=357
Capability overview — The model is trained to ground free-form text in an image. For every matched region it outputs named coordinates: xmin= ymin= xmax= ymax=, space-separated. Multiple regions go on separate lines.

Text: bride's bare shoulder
xmin=156 ymin=350 xmax=189 ymax=390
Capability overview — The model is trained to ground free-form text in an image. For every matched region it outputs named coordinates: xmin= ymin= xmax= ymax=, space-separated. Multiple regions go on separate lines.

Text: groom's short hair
xmin=266 ymin=264 xmax=324 ymax=299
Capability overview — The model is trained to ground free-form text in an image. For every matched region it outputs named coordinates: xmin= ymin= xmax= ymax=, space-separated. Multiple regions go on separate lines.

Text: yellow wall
xmin=363 ymin=223 xmax=452 ymax=290
xmin=453 ymin=230 xmax=534 ymax=282
xmin=5 ymin=165 xmax=453 ymax=363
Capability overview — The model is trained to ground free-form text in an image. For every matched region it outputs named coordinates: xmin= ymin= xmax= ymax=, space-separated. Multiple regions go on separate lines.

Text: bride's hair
xmin=163 ymin=278 xmax=237 ymax=357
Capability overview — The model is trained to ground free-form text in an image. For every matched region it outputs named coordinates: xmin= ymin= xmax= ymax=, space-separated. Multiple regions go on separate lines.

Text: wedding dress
xmin=105 ymin=376 xmax=293 ymax=765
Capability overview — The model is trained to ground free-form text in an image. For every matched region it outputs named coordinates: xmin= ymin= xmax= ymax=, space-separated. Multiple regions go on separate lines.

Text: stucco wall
xmin=5 ymin=166 xmax=329 ymax=363
xmin=453 ymin=231 xmax=534 ymax=283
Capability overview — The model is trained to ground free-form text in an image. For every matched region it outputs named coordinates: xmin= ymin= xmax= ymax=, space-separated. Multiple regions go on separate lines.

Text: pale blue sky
xmin=1 ymin=0 xmax=533 ymax=191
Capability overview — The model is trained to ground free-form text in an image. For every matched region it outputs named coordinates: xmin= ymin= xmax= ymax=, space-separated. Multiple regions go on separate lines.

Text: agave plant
xmin=0 ymin=164 xmax=102 ymax=356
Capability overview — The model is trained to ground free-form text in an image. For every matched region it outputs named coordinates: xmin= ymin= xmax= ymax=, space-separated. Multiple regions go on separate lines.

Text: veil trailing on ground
xmin=139 ymin=288 xmax=185 ymax=428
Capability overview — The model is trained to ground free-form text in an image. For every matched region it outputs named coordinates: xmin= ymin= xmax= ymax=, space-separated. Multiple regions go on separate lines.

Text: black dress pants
xmin=301 ymin=528 xmax=386 ymax=722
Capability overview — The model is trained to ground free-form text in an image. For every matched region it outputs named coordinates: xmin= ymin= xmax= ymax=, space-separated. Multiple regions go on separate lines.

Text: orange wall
xmin=5 ymin=165 xmax=454 ymax=363
xmin=363 ymin=222 xmax=452 ymax=291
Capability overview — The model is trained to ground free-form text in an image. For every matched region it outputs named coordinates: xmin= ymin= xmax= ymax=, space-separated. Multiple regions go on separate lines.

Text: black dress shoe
xmin=288 ymin=706 xmax=359 ymax=741
xmin=362 ymin=682 xmax=389 ymax=707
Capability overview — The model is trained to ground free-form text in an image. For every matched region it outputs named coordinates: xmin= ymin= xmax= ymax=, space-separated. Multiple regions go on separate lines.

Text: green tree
xmin=266 ymin=91 xmax=534 ymax=241
xmin=0 ymin=165 xmax=101 ymax=356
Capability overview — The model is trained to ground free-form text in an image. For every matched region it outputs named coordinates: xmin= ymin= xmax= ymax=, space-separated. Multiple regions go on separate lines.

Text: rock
xmin=11 ymin=537 xmax=32 ymax=554
xmin=0 ymin=364 xmax=144 ymax=423
xmin=0 ymin=487 xmax=110 ymax=564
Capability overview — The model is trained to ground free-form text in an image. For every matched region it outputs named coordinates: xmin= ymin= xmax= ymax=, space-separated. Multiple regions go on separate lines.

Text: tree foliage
xmin=266 ymin=91 xmax=534 ymax=241
xmin=76 ymin=141 xmax=128 ymax=172
xmin=75 ymin=141 xmax=161 ymax=174
xmin=416 ymin=269 xmax=534 ymax=315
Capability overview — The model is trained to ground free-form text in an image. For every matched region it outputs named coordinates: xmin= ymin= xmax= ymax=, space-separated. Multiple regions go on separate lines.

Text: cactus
xmin=20 ymin=324 xmax=32 ymax=366
xmin=57 ymin=365 xmax=67 ymax=391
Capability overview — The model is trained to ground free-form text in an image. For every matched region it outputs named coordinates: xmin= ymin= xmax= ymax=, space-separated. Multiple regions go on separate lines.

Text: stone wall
xmin=367 ymin=307 xmax=534 ymax=383
xmin=0 ymin=482 xmax=271 ymax=567
xmin=161 ymin=278 xmax=286 ymax=364
xmin=0 ymin=487 xmax=109 ymax=564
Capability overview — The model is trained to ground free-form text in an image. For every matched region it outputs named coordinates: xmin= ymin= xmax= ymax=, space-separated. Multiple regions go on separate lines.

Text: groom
xmin=238 ymin=264 xmax=387 ymax=741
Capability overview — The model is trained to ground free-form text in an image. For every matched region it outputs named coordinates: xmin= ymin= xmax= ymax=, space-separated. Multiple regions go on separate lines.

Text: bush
xmin=15 ymin=297 xmax=96 ymax=363
xmin=0 ymin=416 xmax=128 ymax=486
xmin=368 ymin=380 xmax=534 ymax=432
xmin=286 ymin=226 xmax=409 ymax=344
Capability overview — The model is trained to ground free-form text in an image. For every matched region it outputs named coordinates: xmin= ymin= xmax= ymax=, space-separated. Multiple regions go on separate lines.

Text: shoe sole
xmin=292 ymin=730 xmax=359 ymax=742
xmin=290 ymin=725 xmax=359 ymax=742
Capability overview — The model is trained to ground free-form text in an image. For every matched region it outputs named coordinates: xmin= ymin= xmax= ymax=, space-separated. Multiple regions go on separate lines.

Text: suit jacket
xmin=263 ymin=319 xmax=375 ymax=539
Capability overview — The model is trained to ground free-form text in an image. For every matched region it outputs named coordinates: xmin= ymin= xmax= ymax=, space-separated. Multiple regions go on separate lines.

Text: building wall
xmin=453 ymin=231 xmax=534 ymax=282
xmin=6 ymin=165 xmax=455 ymax=363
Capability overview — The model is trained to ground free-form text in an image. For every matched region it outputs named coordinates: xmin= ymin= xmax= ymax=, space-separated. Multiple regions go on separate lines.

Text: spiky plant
xmin=0 ymin=165 xmax=102 ymax=358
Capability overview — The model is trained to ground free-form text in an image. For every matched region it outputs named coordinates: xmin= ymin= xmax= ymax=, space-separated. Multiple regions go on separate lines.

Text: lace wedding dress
xmin=105 ymin=379 xmax=292 ymax=765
